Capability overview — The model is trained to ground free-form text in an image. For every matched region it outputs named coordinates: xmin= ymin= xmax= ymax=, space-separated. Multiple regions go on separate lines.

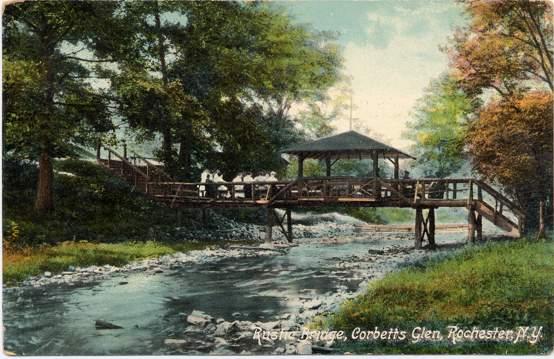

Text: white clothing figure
xmin=232 ymin=173 xmax=244 ymax=198
xmin=267 ymin=171 xmax=278 ymax=182
xmin=200 ymin=169 xmax=212 ymax=197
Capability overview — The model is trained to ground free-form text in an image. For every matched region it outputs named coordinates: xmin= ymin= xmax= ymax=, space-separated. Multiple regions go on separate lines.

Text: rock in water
xmin=186 ymin=310 xmax=213 ymax=326
xmin=95 ymin=320 xmax=123 ymax=330
xmin=164 ymin=339 xmax=187 ymax=346
xmin=303 ymin=300 xmax=322 ymax=310
xmin=368 ymin=249 xmax=385 ymax=255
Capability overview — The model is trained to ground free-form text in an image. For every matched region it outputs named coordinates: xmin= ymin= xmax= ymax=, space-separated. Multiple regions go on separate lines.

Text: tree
xmin=165 ymin=2 xmax=342 ymax=178
xmin=3 ymin=1 xmax=117 ymax=212
xmin=467 ymin=91 xmax=553 ymax=236
xmin=109 ymin=1 xmax=197 ymax=174
xmin=448 ymin=0 xmax=553 ymax=98
xmin=404 ymin=74 xmax=475 ymax=178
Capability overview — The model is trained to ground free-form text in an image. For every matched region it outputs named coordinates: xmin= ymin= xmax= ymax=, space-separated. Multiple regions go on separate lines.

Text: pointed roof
xmin=282 ymin=130 xmax=414 ymax=159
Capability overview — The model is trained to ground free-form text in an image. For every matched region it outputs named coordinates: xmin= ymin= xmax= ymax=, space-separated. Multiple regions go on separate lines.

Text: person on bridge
xmin=243 ymin=172 xmax=254 ymax=199
xmin=205 ymin=174 xmax=217 ymax=198
xmin=232 ymin=173 xmax=245 ymax=198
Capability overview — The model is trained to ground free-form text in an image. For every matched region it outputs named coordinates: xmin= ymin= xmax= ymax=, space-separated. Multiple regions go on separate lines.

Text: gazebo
xmin=281 ymin=130 xmax=414 ymax=179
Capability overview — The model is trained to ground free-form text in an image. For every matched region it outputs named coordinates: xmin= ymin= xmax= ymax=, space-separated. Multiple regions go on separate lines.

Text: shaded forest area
xmin=2 ymin=0 xmax=553 ymax=248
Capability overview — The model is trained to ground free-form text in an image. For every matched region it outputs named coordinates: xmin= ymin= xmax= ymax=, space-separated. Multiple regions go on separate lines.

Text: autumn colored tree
xmin=449 ymin=0 xmax=553 ymax=97
xmin=447 ymin=0 xmax=553 ymax=235
xmin=467 ymin=91 xmax=553 ymax=236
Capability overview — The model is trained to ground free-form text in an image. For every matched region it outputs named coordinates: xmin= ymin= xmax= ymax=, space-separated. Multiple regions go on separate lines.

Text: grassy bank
xmin=3 ymin=240 xmax=252 ymax=285
xmin=316 ymin=239 xmax=554 ymax=354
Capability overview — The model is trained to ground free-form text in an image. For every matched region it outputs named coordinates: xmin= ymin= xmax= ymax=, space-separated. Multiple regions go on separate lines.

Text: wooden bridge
xmin=96 ymin=142 xmax=524 ymax=249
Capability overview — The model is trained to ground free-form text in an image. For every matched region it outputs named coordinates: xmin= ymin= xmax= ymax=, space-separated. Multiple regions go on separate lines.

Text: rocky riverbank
xmin=156 ymin=238 xmax=464 ymax=355
xmin=4 ymin=212 xmax=471 ymax=356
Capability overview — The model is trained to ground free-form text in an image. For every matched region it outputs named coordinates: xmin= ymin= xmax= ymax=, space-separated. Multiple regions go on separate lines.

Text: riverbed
xmin=4 ymin=231 xmax=470 ymax=355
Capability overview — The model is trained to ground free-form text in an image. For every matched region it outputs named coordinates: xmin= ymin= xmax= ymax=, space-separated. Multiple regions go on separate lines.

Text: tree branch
xmin=63 ymin=56 xmax=116 ymax=63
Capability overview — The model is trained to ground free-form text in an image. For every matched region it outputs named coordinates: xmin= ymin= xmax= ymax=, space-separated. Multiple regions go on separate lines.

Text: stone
xmin=164 ymin=339 xmax=187 ymax=346
xmin=304 ymin=300 xmax=322 ymax=310
xmin=95 ymin=320 xmax=123 ymax=330
xmin=44 ymin=271 xmax=52 ymax=278
xmin=186 ymin=310 xmax=213 ymax=326
xmin=274 ymin=347 xmax=285 ymax=354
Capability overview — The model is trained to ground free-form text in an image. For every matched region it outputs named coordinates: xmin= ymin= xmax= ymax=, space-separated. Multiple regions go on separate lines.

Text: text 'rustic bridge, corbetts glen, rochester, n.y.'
xmin=96 ymin=131 xmax=525 ymax=249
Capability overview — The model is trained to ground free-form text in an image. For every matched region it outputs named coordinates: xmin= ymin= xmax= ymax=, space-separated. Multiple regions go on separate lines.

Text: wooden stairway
xmin=96 ymin=145 xmax=174 ymax=197
xmin=470 ymin=180 xmax=523 ymax=236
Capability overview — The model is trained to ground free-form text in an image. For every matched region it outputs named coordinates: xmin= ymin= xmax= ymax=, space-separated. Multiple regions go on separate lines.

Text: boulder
xmin=303 ymin=300 xmax=322 ymax=310
xmin=186 ymin=310 xmax=213 ymax=326
xmin=164 ymin=339 xmax=187 ymax=346
xmin=95 ymin=320 xmax=123 ymax=330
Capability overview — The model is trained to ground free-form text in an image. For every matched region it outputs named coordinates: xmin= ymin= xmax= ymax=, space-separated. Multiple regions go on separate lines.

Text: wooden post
xmin=96 ymin=141 xmax=101 ymax=159
xmin=325 ymin=157 xmax=331 ymax=177
xmin=123 ymin=142 xmax=127 ymax=160
xmin=453 ymin=182 xmax=457 ymax=199
xmin=393 ymin=154 xmax=399 ymax=179
xmin=428 ymin=208 xmax=436 ymax=249
xmin=476 ymin=214 xmax=483 ymax=241
xmin=415 ymin=208 xmax=423 ymax=249
xmin=265 ymin=208 xmax=273 ymax=242
xmin=468 ymin=207 xmax=476 ymax=243
xmin=372 ymin=151 xmax=379 ymax=199
xmin=286 ymin=208 xmax=293 ymax=243
xmin=298 ymin=154 xmax=304 ymax=179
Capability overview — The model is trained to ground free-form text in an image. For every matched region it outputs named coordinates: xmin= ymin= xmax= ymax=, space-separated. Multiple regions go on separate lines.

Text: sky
xmin=282 ymin=0 xmax=467 ymax=149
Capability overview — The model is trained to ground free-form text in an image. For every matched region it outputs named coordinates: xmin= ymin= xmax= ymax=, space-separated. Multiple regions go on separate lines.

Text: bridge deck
xmin=96 ymin=146 xmax=524 ymax=246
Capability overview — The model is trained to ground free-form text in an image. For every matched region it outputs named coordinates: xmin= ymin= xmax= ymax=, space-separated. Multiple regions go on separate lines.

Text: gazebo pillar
xmin=372 ymin=151 xmax=379 ymax=177
xmin=325 ymin=157 xmax=331 ymax=177
xmin=298 ymin=154 xmax=304 ymax=178
xmin=372 ymin=151 xmax=380 ymax=199
xmin=393 ymin=154 xmax=399 ymax=179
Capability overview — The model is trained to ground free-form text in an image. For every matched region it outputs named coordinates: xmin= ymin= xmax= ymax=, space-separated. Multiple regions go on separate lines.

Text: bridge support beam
xmin=286 ymin=208 xmax=293 ymax=242
xmin=415 ymin=208 xmax=436 ymax=249
xmin=270 ymin=208 xmax=293 ymax=243
xmin=467 ymin=206 xmax=483 ymax=243
xmin=265 ymin=208 xmax=273 ymax=242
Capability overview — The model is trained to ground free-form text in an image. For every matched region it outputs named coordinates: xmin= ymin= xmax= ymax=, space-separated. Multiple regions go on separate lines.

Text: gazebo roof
xmin=282 ymin=130 xmax=415 ymax=159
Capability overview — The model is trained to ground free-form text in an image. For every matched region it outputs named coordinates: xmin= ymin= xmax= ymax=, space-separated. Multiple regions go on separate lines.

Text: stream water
xmin=3 ymin=235 xmax=467 ymax=355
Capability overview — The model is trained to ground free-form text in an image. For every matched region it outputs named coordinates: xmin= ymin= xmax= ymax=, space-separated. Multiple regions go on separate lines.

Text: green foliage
xmin=404 ymin=75 xmax=474 ymax=178
xmin=3 ymin=160 xmax=182 ymax=246
xmin=2 ymin=2 xmax=117 ymax=158
xmin=321 ymin=239 xmax=554 ymax=354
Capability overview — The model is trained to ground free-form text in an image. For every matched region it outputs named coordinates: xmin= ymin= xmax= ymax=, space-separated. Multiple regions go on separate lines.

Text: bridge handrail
xmin=473 ymin=180 xmax=525 ymax=218
xmin=99 ymin=145 xmax=149 ymax=180
xmin=129 ymin=150 xmax=174 ymax=182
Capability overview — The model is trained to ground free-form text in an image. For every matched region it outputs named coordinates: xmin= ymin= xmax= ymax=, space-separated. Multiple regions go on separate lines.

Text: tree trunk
xmin=178 ymin=134 xmax=192 ymax=180
xmin=161 ymin=127 xmax=173 ymax=171
xmin=35 ymin=149 xmax=54 ymax=213
xmin=537 ymin=198 xmax=546 ymax=239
